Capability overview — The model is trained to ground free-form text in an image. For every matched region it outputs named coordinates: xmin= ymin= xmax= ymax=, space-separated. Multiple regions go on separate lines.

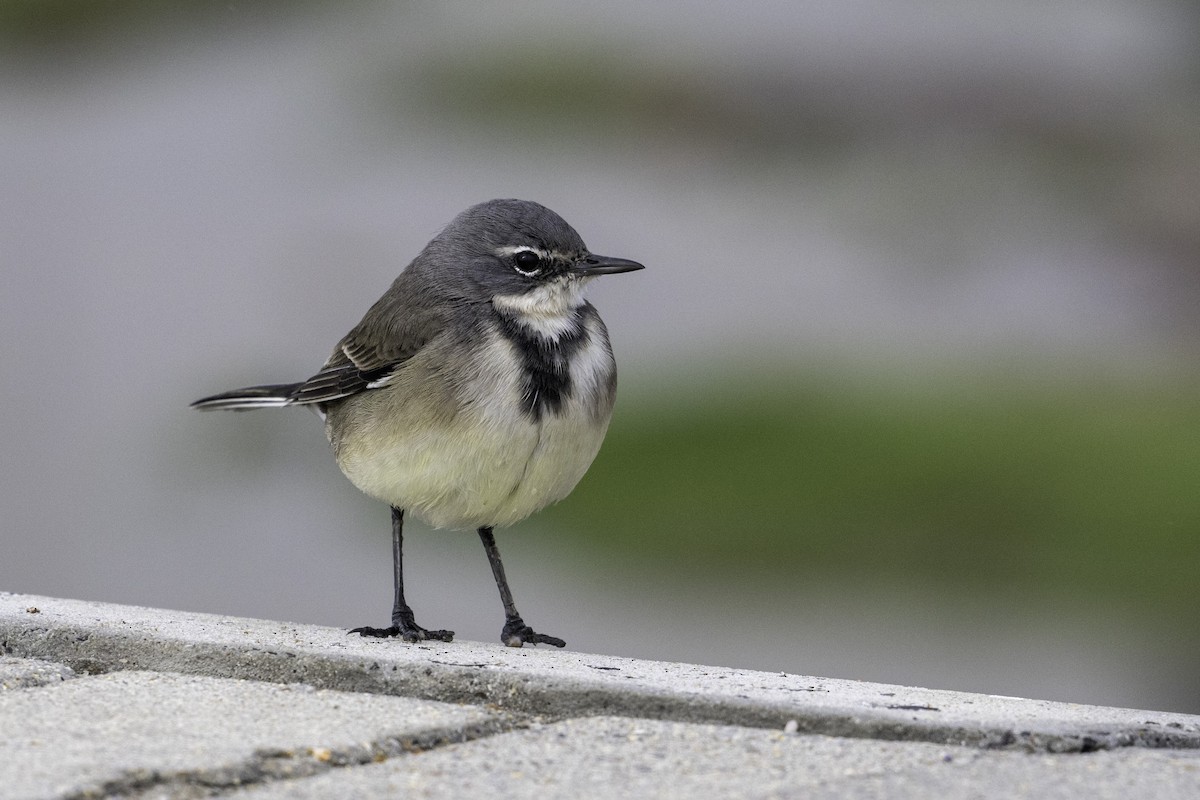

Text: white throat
xmin=492 ymin=277 xmax=588 ymax=339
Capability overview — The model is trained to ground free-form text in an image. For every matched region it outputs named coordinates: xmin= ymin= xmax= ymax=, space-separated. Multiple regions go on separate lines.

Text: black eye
xmin=512 ymin=250 xmax=542 ymax=275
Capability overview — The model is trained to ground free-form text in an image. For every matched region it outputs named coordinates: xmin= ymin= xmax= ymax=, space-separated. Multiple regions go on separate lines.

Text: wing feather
xmin=287 ymin=278 xmax=456 ymax=406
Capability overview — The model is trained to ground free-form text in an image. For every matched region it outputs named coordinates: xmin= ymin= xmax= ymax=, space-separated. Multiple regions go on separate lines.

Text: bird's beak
xmin=571 ymin=254 xmax=646 ymax=276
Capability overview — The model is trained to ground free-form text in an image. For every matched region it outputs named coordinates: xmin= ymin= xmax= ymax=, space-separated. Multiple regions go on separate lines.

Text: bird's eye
xmin=512 ymin=250 xmax=542 ymax=276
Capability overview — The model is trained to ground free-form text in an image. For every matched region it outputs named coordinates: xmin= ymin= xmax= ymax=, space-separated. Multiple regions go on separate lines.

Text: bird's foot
xmin=501 ymin=615 xmax=565 ymax=648
xmin=350 ymin=611 xmax=454 ymax=643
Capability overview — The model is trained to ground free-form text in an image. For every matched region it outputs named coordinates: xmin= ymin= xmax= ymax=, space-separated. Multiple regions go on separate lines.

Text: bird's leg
xmin=477 ymin=526 xmax=565 ymax=648
xmin=350 ymin=507 xmax=454 ymax=643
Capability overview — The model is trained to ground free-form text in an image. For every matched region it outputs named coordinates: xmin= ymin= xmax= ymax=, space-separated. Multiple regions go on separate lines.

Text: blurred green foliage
xmin=0 ymin=0 xmax=153 ymax=41
xmin=545 ymin=366 xmax=1200 ymax=612
xmin=410 ymin=47 xmax=856 ymax=157
xmin=0 ymin=0 xmax=315 ymax=47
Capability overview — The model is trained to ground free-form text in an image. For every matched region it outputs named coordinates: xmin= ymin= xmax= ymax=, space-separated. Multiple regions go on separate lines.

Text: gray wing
xmin=289 ymin=279 xmax=454 ymax=406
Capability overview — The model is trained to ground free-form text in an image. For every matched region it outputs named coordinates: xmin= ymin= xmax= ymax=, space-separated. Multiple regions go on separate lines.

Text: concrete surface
xmin=0 ymin=670 xmax=499 ymax=800
xmin=0 ymin=655 xmax=75 ymax=691
xmin=2 ymin=592 xmax=1199 ymax=799
xmin=228 ymin=718 xmax=1200 ymax=800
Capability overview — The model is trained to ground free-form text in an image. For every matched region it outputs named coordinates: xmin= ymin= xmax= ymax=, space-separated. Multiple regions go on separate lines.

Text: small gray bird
xmin=192 ymin=199 xmax=643 ymax=648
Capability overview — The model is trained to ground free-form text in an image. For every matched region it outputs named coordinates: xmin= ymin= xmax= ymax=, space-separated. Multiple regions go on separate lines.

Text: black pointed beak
xmin=572 ymin=254 xmax=646 ymax=276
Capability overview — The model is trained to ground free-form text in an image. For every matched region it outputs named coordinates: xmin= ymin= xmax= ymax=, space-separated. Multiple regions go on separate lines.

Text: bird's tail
xmin=190 ymin=383 xmax=303 ymax=411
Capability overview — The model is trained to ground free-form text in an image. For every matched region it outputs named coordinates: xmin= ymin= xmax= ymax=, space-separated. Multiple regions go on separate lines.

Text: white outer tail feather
xmin=190 ymin=383 xmax=303 ymax=411
xmin=192 ymin=396 xmax=292 ymax=410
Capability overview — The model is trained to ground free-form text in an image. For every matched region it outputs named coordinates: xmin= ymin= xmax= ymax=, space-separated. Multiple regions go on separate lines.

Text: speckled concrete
xmin=2 ymin=592 xmax=1198 ymax=799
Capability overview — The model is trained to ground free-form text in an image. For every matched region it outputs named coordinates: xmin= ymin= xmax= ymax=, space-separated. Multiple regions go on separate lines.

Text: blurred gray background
xmin=3 ymin=1 xmax=1199 ymax=712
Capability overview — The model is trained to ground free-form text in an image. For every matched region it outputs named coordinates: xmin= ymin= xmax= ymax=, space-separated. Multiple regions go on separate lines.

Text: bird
xmin=191 ymin=199 xmax=644 ymax=648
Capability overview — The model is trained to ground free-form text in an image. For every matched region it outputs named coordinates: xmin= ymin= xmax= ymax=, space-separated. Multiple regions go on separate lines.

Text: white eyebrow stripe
xmin=495 ymin=244 xmax=548 ymax=258
xmin=493 ymin=245 xmax=574 ymax=262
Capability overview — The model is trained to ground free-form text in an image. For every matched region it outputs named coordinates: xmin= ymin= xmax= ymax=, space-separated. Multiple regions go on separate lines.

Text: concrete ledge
xmin=3 ymin=592 xmax=1198 ymax=754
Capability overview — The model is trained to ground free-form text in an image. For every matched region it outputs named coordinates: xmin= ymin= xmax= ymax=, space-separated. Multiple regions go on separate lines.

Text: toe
xmin=350 ymin=625 xmax=399 ymax=638
xmin=501 ymin=625 xmax=565 ymax=648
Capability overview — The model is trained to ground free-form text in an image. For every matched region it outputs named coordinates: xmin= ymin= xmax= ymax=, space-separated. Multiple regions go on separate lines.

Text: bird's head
xmin=420 ymin=199 xmax=644 ymax=314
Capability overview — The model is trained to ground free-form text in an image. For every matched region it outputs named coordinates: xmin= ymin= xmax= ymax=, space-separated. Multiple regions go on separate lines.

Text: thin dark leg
xmin=349 ymin=507 xmax=454 ymax=643
xmin=477 ymin=526 xmax=565 ymax=648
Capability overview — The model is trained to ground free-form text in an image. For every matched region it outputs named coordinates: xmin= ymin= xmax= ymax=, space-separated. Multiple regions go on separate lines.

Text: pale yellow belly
xmin=323 ymin=330 xmax=614 ymax=530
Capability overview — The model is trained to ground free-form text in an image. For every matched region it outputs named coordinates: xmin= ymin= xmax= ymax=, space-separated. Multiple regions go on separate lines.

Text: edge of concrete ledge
xmin=4 ymin=592 xmax=1198 ymax=753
